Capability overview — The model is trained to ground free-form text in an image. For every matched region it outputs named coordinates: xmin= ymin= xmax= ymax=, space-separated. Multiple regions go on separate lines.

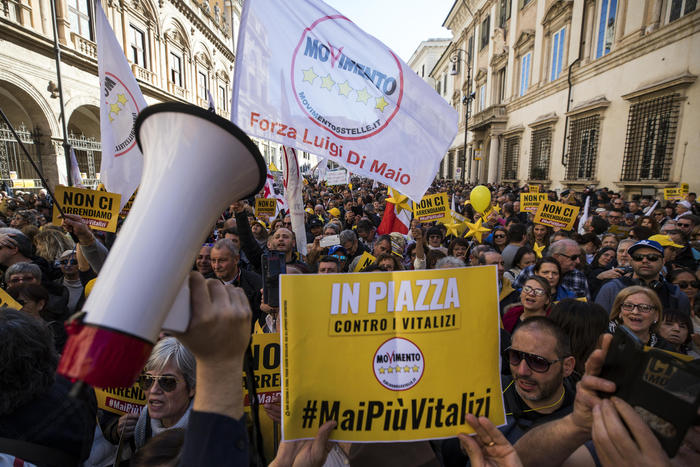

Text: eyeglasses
xmin=631 ymin=253 xmax=662 ymax=262
xmin=57 ymin=259 xmax=78 ymax=266
xmin=505 ymin=347 xmax=560 ymax=373
xmin=620 ymin=302 xmax=656 ymax=313
xmin=677 ymin=223 xmax=692 ymax=229
xmin=138 ymin=374 xmax=179 ymax=392
xmin=675 ymin=280 xmax=700 ymax=289
xmin=332 ymin=255 xmax=347 ymax=261
xmin=557 ymin=253 xmax=581 ymax=262
xmin=522 ymin=285 xmax=547 ymax=297
xmin=494 ymin=234 xmax=506 ymax=239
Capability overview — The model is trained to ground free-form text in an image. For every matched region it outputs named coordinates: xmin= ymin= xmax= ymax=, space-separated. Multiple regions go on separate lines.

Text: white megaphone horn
xmin=58 ymin=103 xmax=266 ymax=388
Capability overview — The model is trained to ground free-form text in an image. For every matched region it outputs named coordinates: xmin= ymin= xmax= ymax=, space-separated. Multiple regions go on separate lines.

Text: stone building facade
xmin=430 ymin=0 xmax=699 ymax=196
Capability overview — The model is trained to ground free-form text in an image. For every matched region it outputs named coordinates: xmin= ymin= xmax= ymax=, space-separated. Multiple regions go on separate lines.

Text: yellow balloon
xmin=470 ymin=185 xmax=491 ymax=213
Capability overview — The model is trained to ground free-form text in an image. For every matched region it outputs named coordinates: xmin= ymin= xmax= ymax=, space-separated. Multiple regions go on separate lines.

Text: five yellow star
xmin=302 ymin=67 xmax=318 ymax=84
xmin=379 ymin=367 xmax=385 ymax=374
xmin=117 ymin=93 xmax=127 ymax=105
xmin=356 ymin=87 xmax=370 ymax=104
xmin=110 ymin=102 xmax=121 ymax=114
xmin=404 ymin=365 xmax=411 ymax=373
xmin=395 ymin=365 xmax=401 ymax=373
xmin=375 ymin=96 xmax=389 ymax=112
xmin=464 ymin=217 xmax=491 ymax=243
xmin=533 ymin=242 xmax=546 ymax=258
xmin=412 ymin=365 xmax=419 ymax=372
xmin=321 ymin=74 xmax=335 ymax=91
xmin=338 ymin=80 xmax=353 ymax=97
xmin=385 ymin=188 xmax=411 ymax=214
xmin=387 ymin=367 xmax=394 ymax=373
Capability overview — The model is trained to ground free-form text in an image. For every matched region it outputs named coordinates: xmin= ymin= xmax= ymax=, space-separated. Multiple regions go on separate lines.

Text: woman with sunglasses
xmin=502 ymin=276 xmax=552 ymax=333
xmin=490 ymin=227 xmax=509 ymax=254
xmin=111 ymin=337 xmax=196 ymax=459
xmin=608 ymin=286 xmax=673 ymax=349
xmin=669 ymin=268 xmax=699 ymax=310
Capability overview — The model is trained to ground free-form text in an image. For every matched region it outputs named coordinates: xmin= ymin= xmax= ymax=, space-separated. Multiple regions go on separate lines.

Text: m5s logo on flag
xmin=232 ymin=0 xmax=457 ymax=202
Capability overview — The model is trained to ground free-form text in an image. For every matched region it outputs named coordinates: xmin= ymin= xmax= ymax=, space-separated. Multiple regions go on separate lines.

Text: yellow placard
xmin=280 ymin=267 xmax=505 ymax=442
xmin=243 ymin=333 xmax=281 ymax=408
xmin=255 ymin=198 xmax=277 ymax=217
xmin=533 ymin=200 xmax=580 ymax=230
xmin=681 ymin=183 xmax=689 ymax=195
xmin=119 ymin=189 xmax=137 ymax=219
xmin=519 ymin=193 xmax=549 ymax=213
xmin=0 ymin=287 xmax=21 ymax=309
xmin=95 ymin=383 xmax=147 ymax=416
xmin=664 ymin=187 xmax=683 ymax=201
xmin=52 ymin=185 xmax=121 ymax=232
xmin=413 ymin=192 xmax=450 ymax=223
xmin=353 ymin=251 xmax=376 ymax=272
xmin=528 ymin=184 xmax=539 ymax=193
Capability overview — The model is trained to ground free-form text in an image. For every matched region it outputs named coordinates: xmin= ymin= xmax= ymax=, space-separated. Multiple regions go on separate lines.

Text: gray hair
xmin=435 ymin=256 xmax=466 ymax=269
xmin=145 ymin=337 xmax=196 ymax=390
xmin=0 ymin=227 xmax=33 ymax=258
xmin=5 ymin=262 xmax=41 ymax=284
xmin=549 ymin=239 xmax=579 ymax=256
xmin=617 ymin=238 xmax=635 ymax=251
xmin=323 ymin=222 xmax=340 ymax=234
xmin=212 ymin=238 xmax=239 ymax=257
xmin=339 ymin=230 xmax=357 ymax=244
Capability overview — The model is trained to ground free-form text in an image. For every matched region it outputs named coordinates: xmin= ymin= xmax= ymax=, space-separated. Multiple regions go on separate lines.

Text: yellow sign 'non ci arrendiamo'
xmin=413 ymin=192 xmax=450 ymax=223
xmin=519 ymin=193 xmax=549 ymax=213
xmin=280 ymin=267 xmax=505 ymax=442
xmin=533 ymin=200 xmax=580 ymax=231
xmin=255 ymin=198 xmax=277 ymax=217
xmin=52 ymin=185 xmax=121 ymax=232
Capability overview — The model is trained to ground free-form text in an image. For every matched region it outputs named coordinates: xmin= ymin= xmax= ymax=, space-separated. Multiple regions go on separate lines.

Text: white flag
xmin=232 ymin=0 xmax=457 ymax=202
xmin=207 ymin=90 xmax=216 ymax=112
xmin=578 ymin=196 xmax=591 ymax=235
xmin=69 ymin=147 xmax=85 ymax=188
xmin=282 ymin=146 xmax=307 ymax=255
xmin=96 ymin=3 xmax=147 ymax=209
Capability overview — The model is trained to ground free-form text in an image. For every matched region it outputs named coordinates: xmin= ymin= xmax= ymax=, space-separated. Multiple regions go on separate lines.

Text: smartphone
xmin=599 ymin=325 xmax=700 ymax=456
xmin=262 ymin=251 xmax=286 ymax=308
xmin=320 ymin=235 xmax=340 ymax=248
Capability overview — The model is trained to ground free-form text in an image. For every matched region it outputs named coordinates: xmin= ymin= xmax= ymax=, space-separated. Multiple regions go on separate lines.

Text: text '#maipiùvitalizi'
xmin=297 ymin=390 xmax=493 ymax=432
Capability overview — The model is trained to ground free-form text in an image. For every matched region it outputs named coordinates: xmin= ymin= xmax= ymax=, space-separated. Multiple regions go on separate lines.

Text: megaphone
xmin=58 ymin=103 xmax=266 ymax=388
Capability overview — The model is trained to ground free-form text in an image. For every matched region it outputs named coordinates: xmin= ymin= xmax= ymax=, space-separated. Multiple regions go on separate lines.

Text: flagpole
xmin=49 ymin=0 xmax=73 ymax=187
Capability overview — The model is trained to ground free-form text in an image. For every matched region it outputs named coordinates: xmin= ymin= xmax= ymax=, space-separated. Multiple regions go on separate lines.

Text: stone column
xmin=487 ymin=133 xmax=500 ymax=184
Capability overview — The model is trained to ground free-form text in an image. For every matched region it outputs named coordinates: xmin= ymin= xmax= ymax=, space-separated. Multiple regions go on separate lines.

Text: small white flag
xmin=96 ymin=3 xmax=147 ymax=209
xmin=578 ymin=196 xmax=591 ymax=235
xmin=69 ymin=147 xmax=85 ymax=188
xmin=207 ymin=90 xmax=216 ymax=113
xmin=282 ymin=146 xmax=307 ymax=255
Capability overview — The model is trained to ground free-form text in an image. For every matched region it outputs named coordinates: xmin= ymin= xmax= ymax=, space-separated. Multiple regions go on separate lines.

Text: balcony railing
xmin=169 ymin=82 xmax=188 ymax=99
xmin=71 ymin=33 xmax=97 ymax=59
xmin=132 ymin=64 xmax=156 ymax=85
xmin=468 ymin=104 xmax=507 ymax=130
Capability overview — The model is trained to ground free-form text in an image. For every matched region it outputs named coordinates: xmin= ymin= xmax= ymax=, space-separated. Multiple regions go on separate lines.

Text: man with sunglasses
xmin=56 ymin=249 xmax=86 ymax=313
xmin=441 ymin=317 xmax=576 ymax=465
xmin=595 ymin=239 xmax=690 ymax=315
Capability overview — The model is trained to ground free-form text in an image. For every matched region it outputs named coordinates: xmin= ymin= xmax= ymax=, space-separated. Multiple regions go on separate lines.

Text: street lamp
xmin=449 ymin=48 xmax=474 ymax=184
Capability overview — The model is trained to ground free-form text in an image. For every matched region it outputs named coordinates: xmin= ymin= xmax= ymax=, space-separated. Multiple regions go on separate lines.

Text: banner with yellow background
xmin=280 ymin=267 xmax=505 ymax=442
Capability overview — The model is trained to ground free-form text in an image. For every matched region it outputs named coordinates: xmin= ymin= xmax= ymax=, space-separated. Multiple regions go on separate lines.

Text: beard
xmin=513 ymin=367 xmax=564 ymax=403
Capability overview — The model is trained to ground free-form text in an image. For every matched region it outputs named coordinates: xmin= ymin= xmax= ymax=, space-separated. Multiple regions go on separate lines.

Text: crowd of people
xmin=0 ymin=178 xmax=699 ymax=466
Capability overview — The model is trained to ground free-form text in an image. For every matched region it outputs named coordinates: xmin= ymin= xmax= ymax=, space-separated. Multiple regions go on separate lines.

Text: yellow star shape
xmin=110 ymin=102 xmax=121 ymax=114
xmin=443 ymin=220 xmax=465 ymax=238
xmin=302 ymin=67 xmax=318 ymax=84
xmin=356 ymin=87 xmax=370 ymax=104
xmin=379 ymin=367 xmax=385 ymax=374
xmin=464 ymin=217 xmax=491 ymax=243
xmin=338 ymin=80 xmax=352 ymax=97
xmin=395 ymin=365 xmax=401 ymax=373
xmin=117 ymin=93 xmax=127 ymax=105
xmin=385 ymin=188 xmax=411 ymax=215
xmin=387 ymin=367 xmax=394 ymax=373
xmin=533 ymin=242 xmax=546 ymax=258
xmin=413 ymin=365 xmax=419 ymax=372
xmin=375 ymin=96 xmax=389 ymax=112
xmin=492 ymin=204 xmax=501 ymax=214
xmin=404 ymin=365 xmax=410 ymax=373
xmin=321 ymin=74 xmax=335 ymax=91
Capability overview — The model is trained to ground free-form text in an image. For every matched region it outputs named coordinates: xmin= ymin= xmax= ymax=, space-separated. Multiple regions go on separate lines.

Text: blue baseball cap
xmin=627 ymin=239 xmax=664 ymax=256
xmin=328 ymin=245 xmax=348 ymax=256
